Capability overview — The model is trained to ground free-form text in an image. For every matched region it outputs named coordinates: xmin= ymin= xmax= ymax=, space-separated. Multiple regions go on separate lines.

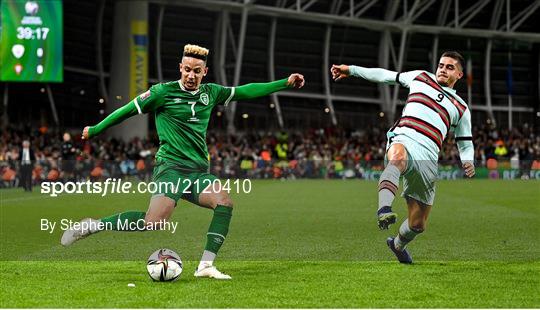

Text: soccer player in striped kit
xmin=331 ymin=51 xmax=475 ymax=264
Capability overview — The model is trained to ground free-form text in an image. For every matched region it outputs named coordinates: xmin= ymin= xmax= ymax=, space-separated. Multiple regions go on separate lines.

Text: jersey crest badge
xmin=200 ymin=93 xmax=209 ymax=105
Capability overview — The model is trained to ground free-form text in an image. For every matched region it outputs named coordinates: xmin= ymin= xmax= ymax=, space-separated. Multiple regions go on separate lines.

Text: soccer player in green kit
xmin=61 ymin=44 xmax=305 ymax=279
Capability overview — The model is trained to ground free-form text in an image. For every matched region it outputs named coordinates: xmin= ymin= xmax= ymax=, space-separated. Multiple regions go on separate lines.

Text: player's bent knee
xmin=144 ymin=214 xmax=165 ymax=222
xmin=215 ymin=197 xmax=233 ymax=209
xmin=199 ymin=191 xmax=233 ymax=209
xmin=387 ymin=147 xmax=408 ymax=172
xmin=389 ymin=156 xmax=406 ymax=164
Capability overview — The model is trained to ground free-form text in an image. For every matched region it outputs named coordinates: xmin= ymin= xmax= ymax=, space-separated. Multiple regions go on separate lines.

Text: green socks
xmin=204 ymin=205 xmax=233 ymax=254
xmin=100 ymin=211 xmax=146 ymax=231
xmin=98 ymin=206 xmax=232 ymax=254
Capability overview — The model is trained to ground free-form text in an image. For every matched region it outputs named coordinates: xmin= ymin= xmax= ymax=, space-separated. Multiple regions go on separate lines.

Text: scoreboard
xmin=0 ymin=0 xmax=63 ymax=82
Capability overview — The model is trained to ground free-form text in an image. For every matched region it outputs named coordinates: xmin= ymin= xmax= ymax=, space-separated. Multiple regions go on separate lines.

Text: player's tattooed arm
xmin=232 ymin=74 xmax=305 ymax=101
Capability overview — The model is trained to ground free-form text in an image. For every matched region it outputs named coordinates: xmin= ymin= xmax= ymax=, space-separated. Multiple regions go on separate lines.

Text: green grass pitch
xmin=1 ymin=180 xmax=539 ymax=308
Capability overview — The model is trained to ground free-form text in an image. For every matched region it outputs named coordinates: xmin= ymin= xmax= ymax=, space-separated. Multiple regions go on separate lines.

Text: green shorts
xmin=151 ymin=159 xmax=218 ymax=206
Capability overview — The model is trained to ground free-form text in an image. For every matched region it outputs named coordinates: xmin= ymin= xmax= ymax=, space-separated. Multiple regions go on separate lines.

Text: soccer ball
xmin=146 ymin=248 xmax=183 ymax=282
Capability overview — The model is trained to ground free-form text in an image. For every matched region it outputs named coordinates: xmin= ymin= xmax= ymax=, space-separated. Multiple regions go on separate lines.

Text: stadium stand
xmin=1 ymin=124 xmax=538 ymax=186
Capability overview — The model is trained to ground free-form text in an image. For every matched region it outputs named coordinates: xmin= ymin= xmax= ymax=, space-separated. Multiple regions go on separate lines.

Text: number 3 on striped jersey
xmin=436 ymin=93 xmax=444 ymax=102
xmin=188 ymin=101 xmax=197 ymax=117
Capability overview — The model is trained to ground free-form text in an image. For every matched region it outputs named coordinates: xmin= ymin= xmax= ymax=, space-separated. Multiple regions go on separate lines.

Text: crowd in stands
xmin=1 ymin=123 xmax=539 ymax=188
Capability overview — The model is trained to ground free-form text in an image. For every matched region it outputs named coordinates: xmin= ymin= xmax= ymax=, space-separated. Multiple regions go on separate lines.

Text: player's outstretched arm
xmin=331 ymin=64 xmax=399 ymax=84
xmin=81 ymin=101 xmax=139 ymax=139
xmin=455 ymin=109 xmax=475 ymax=178
xmin=232 ymin=73 xmax=305 ymax=101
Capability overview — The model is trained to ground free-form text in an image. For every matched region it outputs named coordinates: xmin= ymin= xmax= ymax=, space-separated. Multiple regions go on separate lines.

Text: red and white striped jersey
xmin=392 ymin=70 xmax=472 ymax=156
xmin=348 ymin=65 xmax=473 ymax=161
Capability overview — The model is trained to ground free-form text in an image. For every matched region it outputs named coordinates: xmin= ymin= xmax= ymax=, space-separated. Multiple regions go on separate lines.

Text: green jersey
xmin=88 ymin=77 xmax=290 ymax=171
xmin=135 ymin=81 xmax=234 ymax=171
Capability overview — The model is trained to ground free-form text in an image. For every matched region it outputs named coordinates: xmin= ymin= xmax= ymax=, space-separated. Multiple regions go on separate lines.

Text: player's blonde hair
xmin=183 ymin=44 xmax=209 ymax=61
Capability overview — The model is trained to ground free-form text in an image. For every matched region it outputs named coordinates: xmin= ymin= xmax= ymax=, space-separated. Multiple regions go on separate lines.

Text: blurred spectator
xmin=494 ymin=140 xmax=508 ymax=158
xmin=2 ymin=165 xmax=17 ymax=188
xmin=19 ymin=140 xmax=35 ymax=191
xmin=0 ymin=122 xmax=538 ymax=183
xmin=61 ymin=132 xmax=76 ymax=181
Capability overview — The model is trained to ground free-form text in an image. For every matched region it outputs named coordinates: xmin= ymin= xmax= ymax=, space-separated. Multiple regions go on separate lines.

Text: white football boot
xmin=194 ymin=265 xmax=232 ymax=280
xmin=60 ymin=218 xmax=100 ymax=246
